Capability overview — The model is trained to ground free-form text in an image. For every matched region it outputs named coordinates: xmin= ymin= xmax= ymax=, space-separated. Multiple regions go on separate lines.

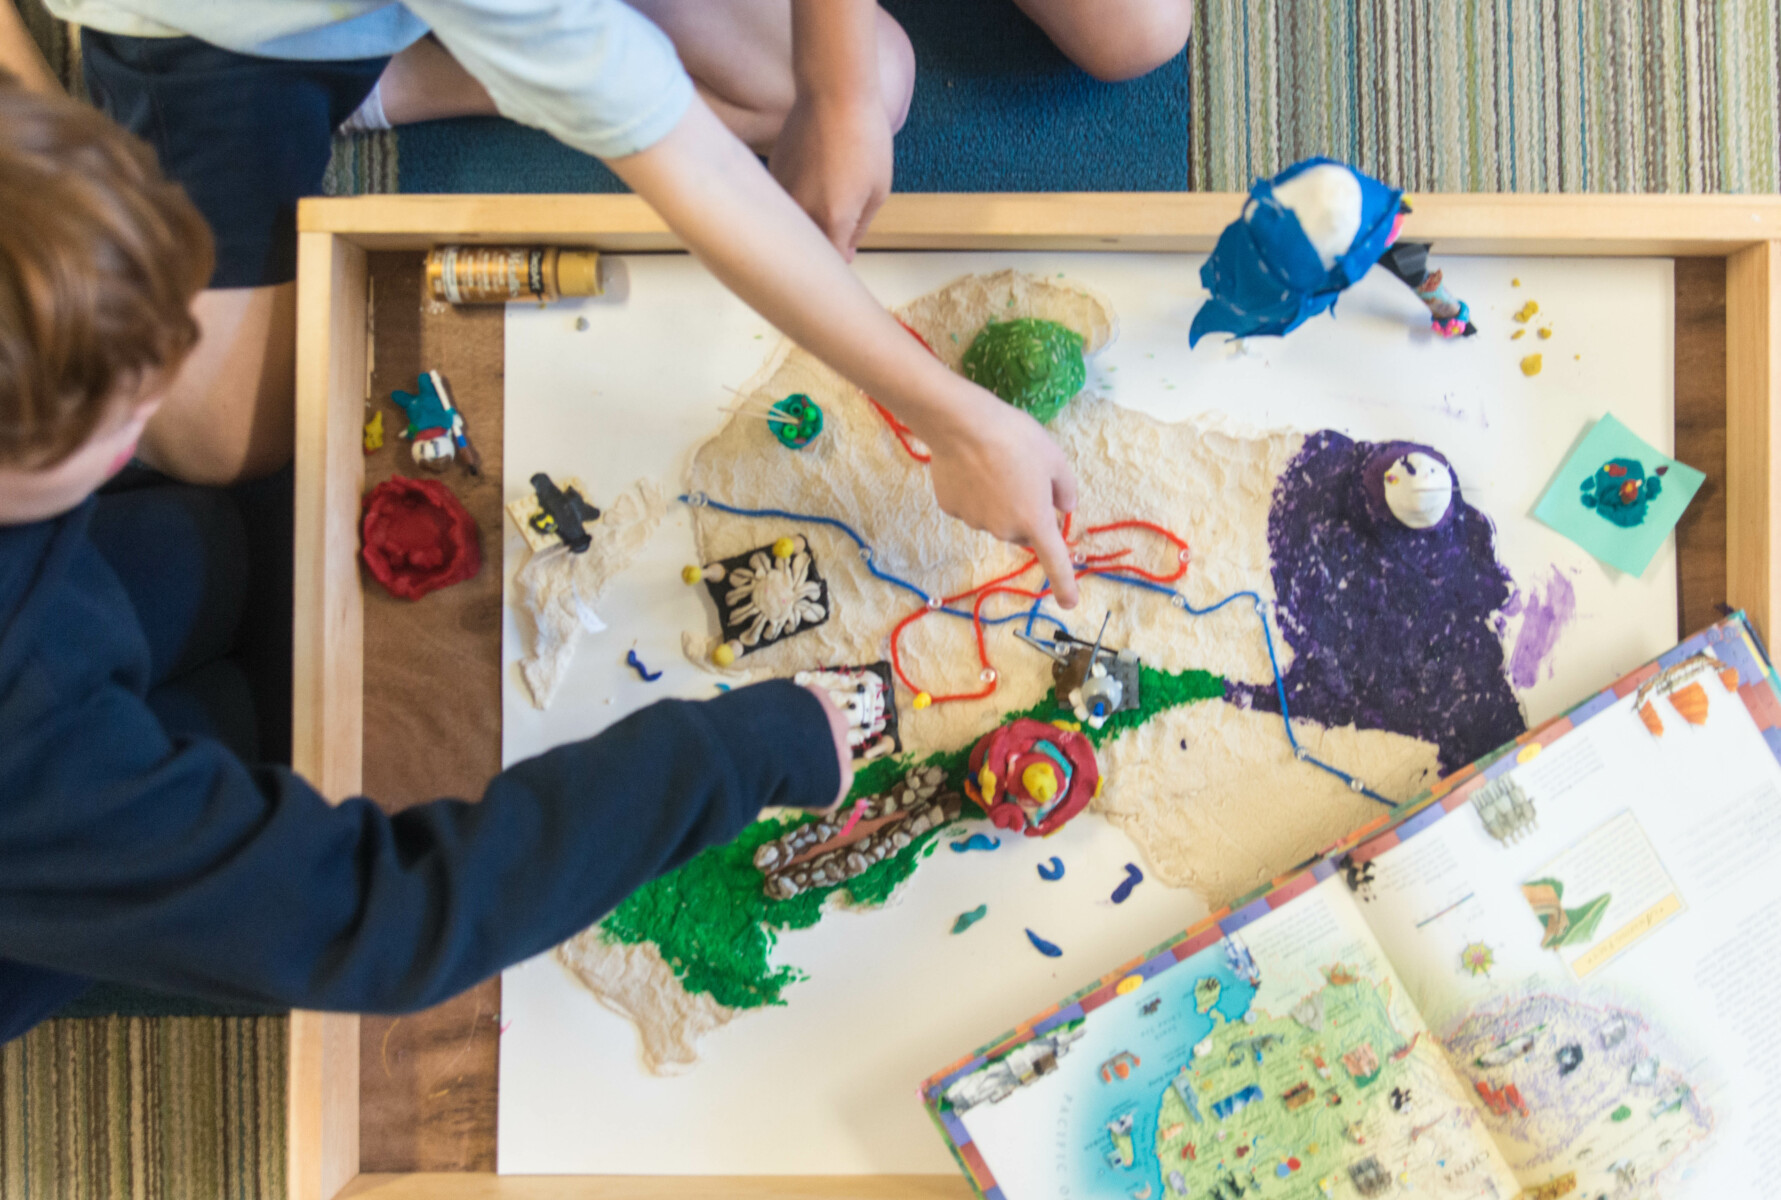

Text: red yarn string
xmin=865 ymin=319 xmax=942 ymax=464
xmin=888 ymin=519 xmax=1193 ymax=706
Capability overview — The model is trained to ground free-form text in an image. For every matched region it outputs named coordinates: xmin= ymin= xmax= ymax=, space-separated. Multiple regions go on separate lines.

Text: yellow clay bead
xmin=681 ymin=565 xmax=703 ymax=585
xmin=1520 ymin=354 xmax=1543 ymax=377
xmin=1021 ymin=762 xmax=1059 ymax=806
xmin=912 ymin=691 xmax=932 ymax=710
xmin=772 ymin=536 xmax=796 ymax=559
xmin=712 ymin=643 xmax=736 ymax=667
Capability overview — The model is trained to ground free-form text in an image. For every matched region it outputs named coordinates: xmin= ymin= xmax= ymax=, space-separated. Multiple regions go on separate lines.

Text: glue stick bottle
xmin=425 ymin=246 xmax=603 ymax=305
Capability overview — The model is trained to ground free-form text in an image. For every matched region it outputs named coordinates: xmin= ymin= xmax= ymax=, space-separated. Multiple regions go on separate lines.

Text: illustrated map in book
xmin=923 ymin=614 xmax=1781 ymax=1199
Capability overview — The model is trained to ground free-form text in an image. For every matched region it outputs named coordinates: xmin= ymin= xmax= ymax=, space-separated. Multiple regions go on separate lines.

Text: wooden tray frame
xmin=291 ymin=193 xmax=1781 ymax=1200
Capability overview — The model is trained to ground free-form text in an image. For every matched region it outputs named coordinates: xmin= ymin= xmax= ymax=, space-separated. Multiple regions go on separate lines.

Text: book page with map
xmin=1348 ymin=615 xmax=1781 ymax=1198
xmin=924 ymin=872 xmax=1519 ymax=1199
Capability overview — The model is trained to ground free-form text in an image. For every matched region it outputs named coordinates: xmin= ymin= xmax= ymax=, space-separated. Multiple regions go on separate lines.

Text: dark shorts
xmin=82 ymin=31 xmax=389 ymax=289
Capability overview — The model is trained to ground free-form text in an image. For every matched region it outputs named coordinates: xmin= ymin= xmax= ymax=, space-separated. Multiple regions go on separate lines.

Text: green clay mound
xmin=962 ymin=318 xmax=1088 ymax=425
xmin=598 ymin=666 xmax=1225 ymax=1011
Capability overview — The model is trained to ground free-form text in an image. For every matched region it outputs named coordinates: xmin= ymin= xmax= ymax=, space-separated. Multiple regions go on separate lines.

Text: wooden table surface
xmin=353 ymin=252 xmax=1733 ymax=1173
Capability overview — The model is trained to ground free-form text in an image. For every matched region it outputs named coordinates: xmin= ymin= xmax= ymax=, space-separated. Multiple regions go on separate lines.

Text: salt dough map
xmin=553 ymin=269 xmax=1531 ymax=1072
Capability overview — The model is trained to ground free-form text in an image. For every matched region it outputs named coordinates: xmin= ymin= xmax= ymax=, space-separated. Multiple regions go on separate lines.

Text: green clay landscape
xmin=597 ymin=665 xmax=1226 ymax=1010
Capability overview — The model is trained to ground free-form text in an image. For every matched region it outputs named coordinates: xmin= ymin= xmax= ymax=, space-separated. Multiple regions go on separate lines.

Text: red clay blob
xmin=361 ymin=476 xmax=481 ymax=600
xmin=964 ymin=717 xmax=1100 ymax=838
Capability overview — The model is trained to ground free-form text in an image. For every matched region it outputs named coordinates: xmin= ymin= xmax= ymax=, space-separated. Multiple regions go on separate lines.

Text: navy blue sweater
xmin=0 ymin=501 xmax=837 ymax=1012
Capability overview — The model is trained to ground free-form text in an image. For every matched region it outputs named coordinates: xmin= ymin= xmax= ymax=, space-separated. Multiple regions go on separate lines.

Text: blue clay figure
xmin=1191 ymin=157 xmax=1475 ymax=346
xmin=1580 ymin=457 xmax=1667 ymax=528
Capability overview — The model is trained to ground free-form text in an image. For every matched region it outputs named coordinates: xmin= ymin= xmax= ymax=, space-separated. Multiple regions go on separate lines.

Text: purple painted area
xmin=1232 ymin=431 xmax=1526 ymax=774
xmin=1508 ymin=568 xmax=1577 ymax=688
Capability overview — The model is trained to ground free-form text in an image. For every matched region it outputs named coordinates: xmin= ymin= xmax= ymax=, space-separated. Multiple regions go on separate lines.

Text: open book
xmin=921 ymin=614 xmax=1781 ymax=1199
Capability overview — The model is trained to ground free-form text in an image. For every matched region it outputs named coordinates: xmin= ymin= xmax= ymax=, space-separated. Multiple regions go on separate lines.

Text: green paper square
xmin=1533 ymin=413 xmax=1705 ymax=577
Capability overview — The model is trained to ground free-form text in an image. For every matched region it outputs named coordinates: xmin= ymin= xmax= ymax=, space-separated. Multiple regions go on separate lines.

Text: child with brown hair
xmin=4 ymin=0 xmax=1103 ymax=605
xmin=0 ymin=76 xmax=851 ymax=1042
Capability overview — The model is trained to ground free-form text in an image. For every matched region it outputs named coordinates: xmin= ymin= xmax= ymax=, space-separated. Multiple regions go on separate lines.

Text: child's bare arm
xmin=609 ymin=99 xmax=1082 ymax=607
xmin=0 ymin=2 xmax=58 ymax=94
xmin=768 ymin=0 xmax=896 ymax=260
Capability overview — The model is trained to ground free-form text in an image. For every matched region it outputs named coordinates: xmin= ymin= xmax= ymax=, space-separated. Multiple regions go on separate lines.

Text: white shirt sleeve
xmin=401 ymin=0 xmax=695 ymax=160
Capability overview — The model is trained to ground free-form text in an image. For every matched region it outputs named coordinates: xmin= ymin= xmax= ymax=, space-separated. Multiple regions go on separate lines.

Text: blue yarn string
xmin=682 ymin=494 xmax=1396 ymax=807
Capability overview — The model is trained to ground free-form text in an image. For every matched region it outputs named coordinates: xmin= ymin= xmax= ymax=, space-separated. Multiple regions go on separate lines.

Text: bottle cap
xmin=555 ymin=250 xmax=603 ymax=297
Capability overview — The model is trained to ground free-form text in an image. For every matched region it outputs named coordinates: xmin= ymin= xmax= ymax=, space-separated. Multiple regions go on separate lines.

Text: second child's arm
xmin=410 ymin=0 xmax=1080 ymax=605
xmin=769 ymin=0 xmax=893 ymax=260
xmin=607 ymin=99 xmax=1081 ymax=607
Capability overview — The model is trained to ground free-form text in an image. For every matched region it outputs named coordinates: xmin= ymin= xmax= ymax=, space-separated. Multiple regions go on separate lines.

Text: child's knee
xmin=1072 ymin=0 xmax=1193 ymax=83
xmin=876 ymin=7 xmax=916 ymax=133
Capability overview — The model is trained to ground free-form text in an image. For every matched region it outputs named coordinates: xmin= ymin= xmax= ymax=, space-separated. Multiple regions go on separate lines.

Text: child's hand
xmin=770 ymin=91 xmax=892 ymax=261
xmin=803 ymin=683 xmax=856 ymax=813
xmin=921 ymin=384 xmax=1082 ymax=610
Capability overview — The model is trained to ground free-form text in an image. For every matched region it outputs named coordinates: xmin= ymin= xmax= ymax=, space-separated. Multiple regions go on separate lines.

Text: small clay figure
xmin=1355 ymin=441 xmax=1458 ymax=537
xmin=390 ymin=370 xmax=482 ymax=475
xmin=1191 ymin=157 xmax=1476 ymax=347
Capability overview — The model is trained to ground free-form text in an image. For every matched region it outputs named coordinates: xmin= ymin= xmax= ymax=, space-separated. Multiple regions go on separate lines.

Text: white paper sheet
xmin=496 ymin=251 xmax=1677 ymax=1174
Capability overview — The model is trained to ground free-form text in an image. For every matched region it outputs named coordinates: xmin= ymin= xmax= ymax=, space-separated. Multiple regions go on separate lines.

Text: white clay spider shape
xmin=725 ymin=549 xmax=826 ymax=647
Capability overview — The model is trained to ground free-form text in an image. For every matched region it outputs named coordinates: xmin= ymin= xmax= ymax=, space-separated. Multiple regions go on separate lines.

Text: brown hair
xmin=0 ymin=73 xmax=212 ymax=467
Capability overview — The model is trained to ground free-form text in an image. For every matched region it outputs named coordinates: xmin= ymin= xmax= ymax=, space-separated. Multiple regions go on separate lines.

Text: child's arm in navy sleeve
xmin=0 ymin=679 xmax=837 ymax=1012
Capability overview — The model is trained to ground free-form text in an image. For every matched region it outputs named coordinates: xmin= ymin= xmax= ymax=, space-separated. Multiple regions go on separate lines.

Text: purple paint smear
xmin=1231 ymin=432 xmax=1527 ymax=774
xmin=1507 ymin=569 xmax=1577 ymax=689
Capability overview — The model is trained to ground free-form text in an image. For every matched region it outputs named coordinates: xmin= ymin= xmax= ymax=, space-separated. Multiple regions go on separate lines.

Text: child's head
xmin=0 ymin=75 xmax=212 ymax=523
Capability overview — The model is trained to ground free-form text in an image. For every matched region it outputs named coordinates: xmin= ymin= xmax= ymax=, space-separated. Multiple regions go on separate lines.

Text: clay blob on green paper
xmin=962 ymin=318 xmax=1087 ymax=425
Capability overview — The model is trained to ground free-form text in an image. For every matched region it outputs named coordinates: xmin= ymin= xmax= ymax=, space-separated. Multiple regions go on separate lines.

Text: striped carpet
xmin=0 ymin=1018 xmax=284 ymax=1200
xmin=1191 ymin=0 xmax=1781 ymax=192
xmin=10 ymin=3 xmax=1777 ymax=1198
